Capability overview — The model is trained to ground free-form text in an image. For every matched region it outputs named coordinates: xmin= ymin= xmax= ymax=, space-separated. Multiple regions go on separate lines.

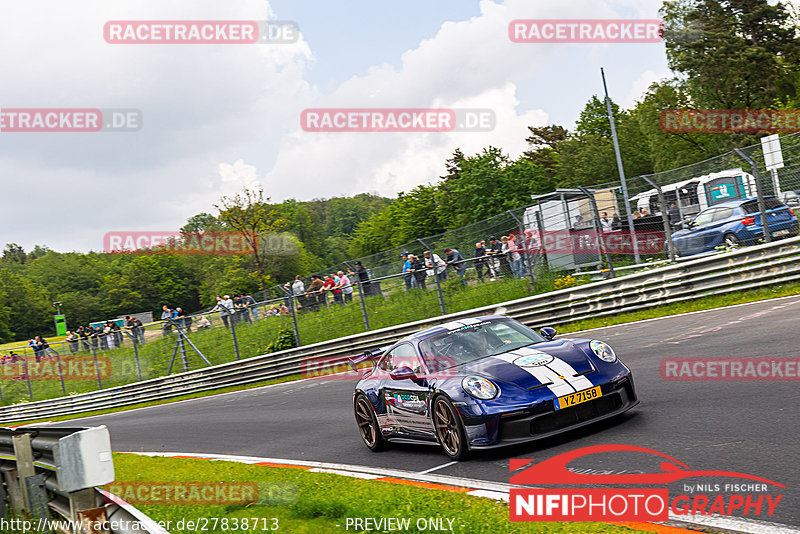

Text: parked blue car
xmin=671 ymin=196 xmax=799 ymax=256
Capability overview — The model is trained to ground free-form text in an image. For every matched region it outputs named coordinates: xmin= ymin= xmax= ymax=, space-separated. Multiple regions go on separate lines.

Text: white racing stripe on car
xmin=437 ymin=320 xmax=469 ymax=331
xmin=544 ymin=358 xmax=594 ymax=392
xmin=491 ymin=353 xmax=574 ymax=397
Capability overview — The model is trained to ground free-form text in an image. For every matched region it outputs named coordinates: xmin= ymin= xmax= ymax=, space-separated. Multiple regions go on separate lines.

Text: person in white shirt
xmin=423 ymin=250 xmax=447 ymax=282
xmin=600 ymin=212 xmax=613 ymax=232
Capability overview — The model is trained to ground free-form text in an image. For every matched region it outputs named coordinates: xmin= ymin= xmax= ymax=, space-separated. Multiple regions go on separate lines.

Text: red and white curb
xmin=123 ymin=452 xmax=797 ymax=534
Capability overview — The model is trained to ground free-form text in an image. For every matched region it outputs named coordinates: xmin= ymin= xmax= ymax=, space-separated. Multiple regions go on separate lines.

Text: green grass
xmin=108 ymin=454 xmax=655 ymax=534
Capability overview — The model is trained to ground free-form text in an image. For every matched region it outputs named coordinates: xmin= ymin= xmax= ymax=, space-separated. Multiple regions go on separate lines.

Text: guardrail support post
xmin=417 ymin=238 xmax=447 ymax=316
xmin=69 ymin=488 xmax=98 ymax=521
xmin=25 ymin=473 xmax=51 ymax=523
xmin=12 ymin=433 xmax=35 ymax=511
xmin=3 ymin=468 xmax=24 ymax=513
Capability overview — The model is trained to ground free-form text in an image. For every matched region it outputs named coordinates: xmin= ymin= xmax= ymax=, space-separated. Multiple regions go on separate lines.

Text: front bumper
xmin=468 ymin=375 xmax=638 ymax=449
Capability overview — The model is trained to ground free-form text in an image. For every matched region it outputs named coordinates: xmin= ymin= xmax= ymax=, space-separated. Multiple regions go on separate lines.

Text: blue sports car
xmin=351 ymin=316 xmax=638 ymax=460
xmin=671 ymin=196 xmax=798 ymax=256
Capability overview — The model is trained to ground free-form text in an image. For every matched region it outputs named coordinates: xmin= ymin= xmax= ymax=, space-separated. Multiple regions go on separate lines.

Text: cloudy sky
xmin=1 ymin=0 xmax=678 ymax=252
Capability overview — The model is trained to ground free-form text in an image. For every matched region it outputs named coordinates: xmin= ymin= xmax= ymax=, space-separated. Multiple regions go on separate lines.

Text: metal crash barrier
xmin=0 ymin=426 xmax=161 ymax=534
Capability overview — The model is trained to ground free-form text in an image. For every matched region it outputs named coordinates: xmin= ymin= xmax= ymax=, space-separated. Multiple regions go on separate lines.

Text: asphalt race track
xmin=58 ymin=296 xmax=800 ymax=528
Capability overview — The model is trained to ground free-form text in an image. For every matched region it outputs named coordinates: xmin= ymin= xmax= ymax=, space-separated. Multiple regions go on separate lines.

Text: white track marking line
xmin=418 ymin=461 xmax=457 ymax=474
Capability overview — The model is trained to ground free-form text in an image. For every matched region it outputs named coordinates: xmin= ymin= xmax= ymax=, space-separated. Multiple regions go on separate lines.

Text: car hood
xmin=457 ymin=339 xmax=596 ymax=391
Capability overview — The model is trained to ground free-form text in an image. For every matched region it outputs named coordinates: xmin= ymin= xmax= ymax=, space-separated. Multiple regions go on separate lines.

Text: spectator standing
xmin=322 ymin=275 xmax=336 ymax=305
xmin=330 ymin=273 xmax=343 ymax=304
xmin=243 ymin=293 xmax=258 ymax=321
xmin=506 ymin=235 xmax=523 ymax=279
xmin=443 ymin=248 xmax=467 ymax=283
xmin=612 ymin=212 xmax=622 ymax=231
xmin=410 ymin=255 xmax=427 ymax=289
xmin=212 ymin=295 xmax=235 ymax=328
xmin=668 ymin=202 xmax=681 ymax=229
xmin=486 ymin=236 xmax=502 ymax=280
xmin=161 ymin=305 xmax=174 ymax=335
xmin=600 ymin=212 xmax=613 ymax=232
xmin=337 ymin=270 xmax=354 ymax=302
xmin=402 ymin=253 xmax=414 ymax=290
xmin=306 ymin=275 xmax=324 ymax=309
xmin=424 ymin=250 xmax=447 ymax=282
xmin=292 ymin=276 xmax=306 ymax=310
xmin=473 ymin=242 xmax=487 ymax=281
xmin=353 ymin=261 xmax=371 ymax=295
xmin=66 ymin=331 xmax=79 ymax=354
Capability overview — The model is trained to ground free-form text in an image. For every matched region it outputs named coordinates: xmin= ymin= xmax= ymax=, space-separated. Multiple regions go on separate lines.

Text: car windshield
xmin=419 ymin=319 xmax=545 ymax=367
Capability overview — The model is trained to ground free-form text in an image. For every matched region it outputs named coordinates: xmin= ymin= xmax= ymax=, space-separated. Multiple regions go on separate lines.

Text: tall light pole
xmin=601 ymin=67 xmax=640 ymax=263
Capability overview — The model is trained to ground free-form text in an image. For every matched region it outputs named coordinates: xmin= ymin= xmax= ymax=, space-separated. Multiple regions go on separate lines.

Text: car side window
xmin=379 ymin=343 xmax=423 ymax=373
xmin=692 ymin=209 xmax=716 ymax=226
xmin=712 ymin=207 xmax=734 ymax=221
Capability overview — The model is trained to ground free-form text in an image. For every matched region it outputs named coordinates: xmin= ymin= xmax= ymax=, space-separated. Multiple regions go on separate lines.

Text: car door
xmin=680 ymin=208 xmax=717 ymax=253
xmin=379 ymin=343 xmax=436 ymax=439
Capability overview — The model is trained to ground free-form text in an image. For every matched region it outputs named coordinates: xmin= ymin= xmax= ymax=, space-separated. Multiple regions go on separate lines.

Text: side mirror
xmin=540 ymin=327 xmax=557 ymax=341
xmin=389 ymin=366 xmax=417 ymax=381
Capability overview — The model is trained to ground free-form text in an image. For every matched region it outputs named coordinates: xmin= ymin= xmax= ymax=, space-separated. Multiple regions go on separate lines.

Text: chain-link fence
xmin=4 ymin=133 xmax=800 ymax=406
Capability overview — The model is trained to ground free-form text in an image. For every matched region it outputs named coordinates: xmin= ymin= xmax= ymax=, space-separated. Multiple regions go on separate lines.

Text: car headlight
xmin=462 ymin=376 xmax=498 ymax=400
xmin=590 ymin=340 xmax=617 ymax=363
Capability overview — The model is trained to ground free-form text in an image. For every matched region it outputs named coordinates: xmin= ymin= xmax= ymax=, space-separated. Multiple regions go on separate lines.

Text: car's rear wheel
xmin=433 ymin=396 xmax=470 ymax=460
xmin=723 ymin=233 xmax=740 ymax=247
xmin=354 ymin=394 xmax=386 ymax=452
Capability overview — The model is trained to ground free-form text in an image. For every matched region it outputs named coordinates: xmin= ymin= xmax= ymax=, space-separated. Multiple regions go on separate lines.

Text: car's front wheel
xmin=433 ymin=396 xmax=470 ymax=460
xmin=354 ymin=393 xmax=386 ymax=452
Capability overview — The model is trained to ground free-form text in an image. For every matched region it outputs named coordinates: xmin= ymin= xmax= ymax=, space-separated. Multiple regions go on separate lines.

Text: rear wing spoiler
xmin=349 ymin=347 xmax=388 ymax=371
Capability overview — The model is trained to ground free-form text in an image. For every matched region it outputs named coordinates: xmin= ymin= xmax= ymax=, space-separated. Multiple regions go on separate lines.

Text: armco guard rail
xmin=0 ymin=425 xmax=164 ymax=534
xmin=1 ymin=236 xmax=799 ymax=423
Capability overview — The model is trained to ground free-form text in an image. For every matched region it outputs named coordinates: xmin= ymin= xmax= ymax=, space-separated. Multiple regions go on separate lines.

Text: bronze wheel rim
xmin=355 ymin=397 xmax=377 ymax=447
xmin=434 ymin=400 xmax=460 ymax=456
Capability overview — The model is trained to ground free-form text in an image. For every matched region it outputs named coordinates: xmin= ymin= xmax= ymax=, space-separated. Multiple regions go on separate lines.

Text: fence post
xmin=281 ymin=285 xmax=302 ymax=347
xmin=132 ymin=334 xmax=143 ymax=381
xmin=642 ymin=175 xmax=677 ymax=261
xmin=417 ymin=238 xmax=447 ymax=316
xmin=229 ymin=317 xmax=241 ymax=361
xmin=578 ymin=186 xmax=615 ymax=278
xmin=344 ymin=261 xmax=370 ymax=331
xmin=90 ymin=344 xmax=103 ymax=390
xmin=54 ymin=351 xmax=66 ymax=396
xmin=735 ymin=148 xmax=772 ymax=243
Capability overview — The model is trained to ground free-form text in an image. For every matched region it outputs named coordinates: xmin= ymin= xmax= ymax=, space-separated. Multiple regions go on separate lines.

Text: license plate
xmin=773 ymin=229 xmax=790 ymax=237
xmin=556 ymin=386 xmax=602 ymax=410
